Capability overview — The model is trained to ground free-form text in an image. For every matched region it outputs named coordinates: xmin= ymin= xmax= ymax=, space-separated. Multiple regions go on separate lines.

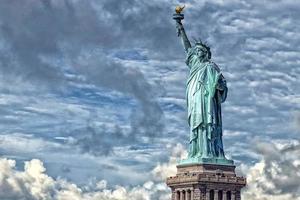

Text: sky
xmin=0 ymin=0 xmax=299 ymax=199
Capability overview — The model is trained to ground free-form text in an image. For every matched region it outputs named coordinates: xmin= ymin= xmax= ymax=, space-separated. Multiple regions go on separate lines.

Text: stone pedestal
xmin=166 ymin=163 xmax=246 ymax=200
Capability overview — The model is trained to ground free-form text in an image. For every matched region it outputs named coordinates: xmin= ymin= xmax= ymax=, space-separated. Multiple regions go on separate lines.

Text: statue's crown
xmin=194 ymin=39 xmax=210 ymax=51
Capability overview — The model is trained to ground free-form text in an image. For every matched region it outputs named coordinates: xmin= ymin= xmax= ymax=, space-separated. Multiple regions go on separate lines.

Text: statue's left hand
xmin=217 ymin=78 xmax=226 ymax=91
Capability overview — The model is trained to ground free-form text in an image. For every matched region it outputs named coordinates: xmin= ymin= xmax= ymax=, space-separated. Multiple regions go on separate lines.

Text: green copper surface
xmin=179 ymin=157 xmax=234 ymax=166
xmin=173 ymin=10 xmax=233 ymax=166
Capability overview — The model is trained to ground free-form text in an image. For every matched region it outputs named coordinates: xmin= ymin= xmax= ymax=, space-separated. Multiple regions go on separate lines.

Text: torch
xmin=173 ymin=5 xmax=185 ymax=36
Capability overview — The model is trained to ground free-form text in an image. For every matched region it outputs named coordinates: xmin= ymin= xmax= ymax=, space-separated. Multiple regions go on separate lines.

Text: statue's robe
xmin=186 ymin=48 xmax=227 ymax=158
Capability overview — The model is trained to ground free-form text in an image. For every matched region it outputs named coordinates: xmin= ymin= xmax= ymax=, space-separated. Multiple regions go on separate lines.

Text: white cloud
xmin=243 ymin=160 xmax=300 ymax=200
xmin=2 ymin=141 xmax=300 ymax=200
xmin=242 ymin=141 xmax=300 ymax=200
xmin=0 ymin=157 xmax=170 ymax=200
xmin=151 ymin=143 xmax=187 ymax=181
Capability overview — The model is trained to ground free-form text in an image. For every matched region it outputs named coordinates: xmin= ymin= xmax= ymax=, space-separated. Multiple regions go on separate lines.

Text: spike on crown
xmin=194 ymin=40 xmax=210 ymax=51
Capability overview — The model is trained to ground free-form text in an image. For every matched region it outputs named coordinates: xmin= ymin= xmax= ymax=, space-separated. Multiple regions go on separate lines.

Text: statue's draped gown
xmin=186 ymin=48 xmax=227 ymax=159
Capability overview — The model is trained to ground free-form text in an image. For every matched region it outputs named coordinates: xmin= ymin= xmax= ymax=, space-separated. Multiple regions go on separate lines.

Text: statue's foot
xmin=200 ymin=154 xmax=210 ymax=159
xmin=195 ymin=153 xmax=202 ymax=157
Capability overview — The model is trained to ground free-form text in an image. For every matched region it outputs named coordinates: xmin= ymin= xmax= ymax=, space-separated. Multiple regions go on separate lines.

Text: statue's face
xmin=194 ymin=44 xmax=211 ymax=61
xmin=195 ymin=46 xmax=205 ymax=57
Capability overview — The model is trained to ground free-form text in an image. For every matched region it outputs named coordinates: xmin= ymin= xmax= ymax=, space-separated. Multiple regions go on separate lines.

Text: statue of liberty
xmin=173 ymin=6 xmax=233 ymax=165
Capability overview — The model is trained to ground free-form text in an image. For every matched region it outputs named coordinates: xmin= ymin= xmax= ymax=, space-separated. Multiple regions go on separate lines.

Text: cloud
xmin=151 ymin=143 xmax=187 ymax=181
xmin=0 ymin=144 xmax=184 ymax=200
xmin=292 ymin=111 xmax=300 ymax=132
xmin=242 ymin=140 xmax=300 ymax=200
xmin=0 ymin=0 xmax=167 ymax=156
xmin=0 ymin=0 xmax=179 ymax=92
xmin=0 ymin=133 xmax=64 ymax=155
xmin=2 ymin=140 xmax=300 ymax=200
xmin=72 ymin=51 xmax=164 ymax=155
xmin=0 ymin=157 xmax=171 ymax=200
xmin=0 ymin=158 xmax=56 ymax=200
xmin=73 ymin=123 xmax=127 ymax=156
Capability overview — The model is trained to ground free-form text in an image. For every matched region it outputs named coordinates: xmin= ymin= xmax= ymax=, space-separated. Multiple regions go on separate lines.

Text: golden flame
xmin=175 ymin=5 xmax=185 ymax=14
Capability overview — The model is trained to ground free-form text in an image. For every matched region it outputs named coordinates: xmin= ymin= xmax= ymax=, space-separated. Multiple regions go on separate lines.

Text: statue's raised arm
xmin=173 ymin=6 xmax=191 ymax=52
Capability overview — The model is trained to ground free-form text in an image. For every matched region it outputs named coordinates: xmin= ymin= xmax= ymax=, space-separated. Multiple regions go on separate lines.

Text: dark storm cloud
xmin=0 ymin=0 xmax=176 ymax=90
xmin=0 ymin=0 xmax=175 ymax=92
xmin=0 ymin=0 xmax=66 ymax=90
xmin=74 ymin=123 xmax=127 ymax=156
xmin=73 ymin=52 xmax=164 ymax=142
xmin=0 ymin=0 xmax=169 ymax=155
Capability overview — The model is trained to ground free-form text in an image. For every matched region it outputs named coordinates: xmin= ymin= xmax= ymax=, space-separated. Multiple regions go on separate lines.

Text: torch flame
xmin=175 ymin=5 xmax=185 ymax=14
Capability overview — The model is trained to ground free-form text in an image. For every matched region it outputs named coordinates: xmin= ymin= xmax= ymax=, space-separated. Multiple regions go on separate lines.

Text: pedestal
xmin=166 ymin=163 xmax=246 ymax=200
